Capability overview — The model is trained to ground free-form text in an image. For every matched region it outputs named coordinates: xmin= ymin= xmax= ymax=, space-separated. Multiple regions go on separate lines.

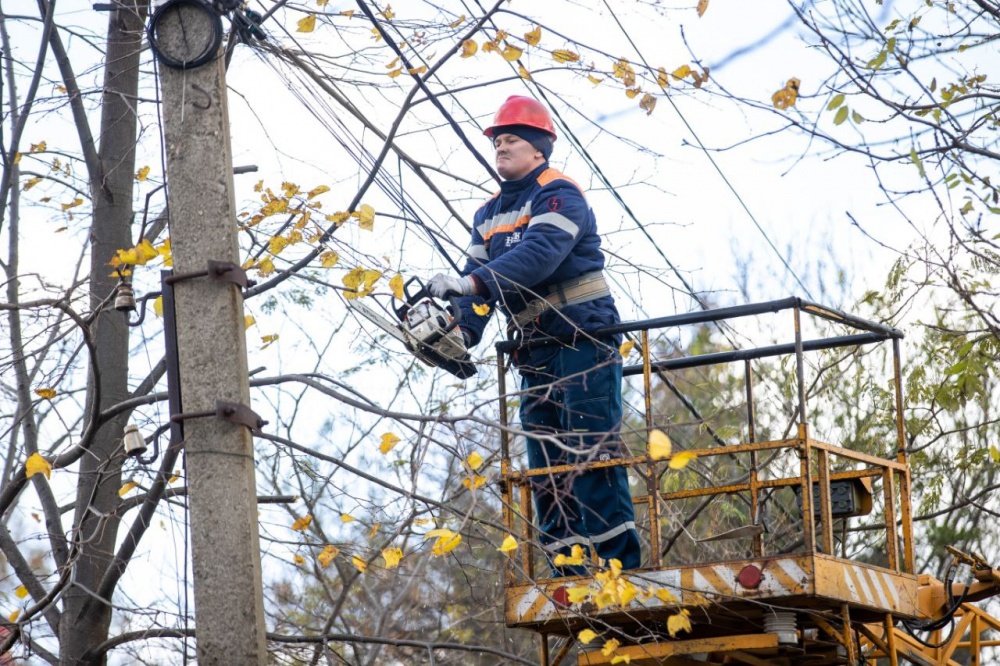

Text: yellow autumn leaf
xmin=268 ymin=235 xmax=289 ymax=256
xmin=293 ymin=554 xmax=305 ymax=565
xmin=639 ymin=92 xmax=657 ymax=115
xmin=625 ymin=87 xmax=641 ymax=99
xmin=613 ymin=58 xmax=636 ymax=87
xmin=34 ymin=388 xmax=57 ymax=400
xmin=351 ymin=555 xmax=367 ymax=573
xmin=135 ymin=165 xmax=150 ymax=181
xmin=611 ymin=655 xmax=631 ymax=664
xmin=601 ymin=638 xmax=621 ymax=656
xmin=567 ymin=586 xmax=591 ymax=603
xmin=8 ymin=610 xmax=19 ymax=623
xmin=320 ymin=251 xmax=339 ymax=268
xmin=23 ymin=176 xmax=42 ymax=191
xmin=672 ymin=64 xmax=692 ymax=80
xmin=261 ymin=333 xmax=279 ymax=349
xmin=669 ymin=450 xmax=697 ymax=470
xmin=771 ymin=78 xmax=801 ymax=110
xmin=619 ymin=340 xmax=635 ymax=357
xmin=153 ymin=296 xmax=163 ymax=317
xmin=587 ymin=74 xmax=604 ymax=85
xmin=553 ymin=544 xmax=585 ymax=566
xmin=655 ymin=588 xmax=677 ymax=604
xmin=431 ymin=532 xmax=461 ymax=555
xmin=380 ymin=4 xmax=393 ymax=19
xmin=343 ymin=266 xmax=382 ymax=299
xmin=355 ymin=204 xmax=375 ymax=230
xmin=256 ymin=257 xmax=275 ymax=277
xmin=168 ymin=473 xmax=180 ymax=484
xmin=61 ymin=197 xmax=83 ymax=211
xmin=326 ymin=211 xmax=349 ymax=225
xmin=462 ymin=475 xmax=486 ymax=490
xmin=339 ymin=9 xmax=354 ymax=17
xmin=518 ymin=65 xmax=532 ymax=80
xmin=497 ymin=535 xmax=518 ymax=553
xmin=448 ymin=14 xmax=466 ymax=28
xmin=461 ymin=39 xmax=478 ymax=58
xmin=552 ymin=49 xmax=580 ymax=63
xmin=316 ymin=0 xmax=328 ymax=6
xmin=340 ymin=513 xmax=356 ymax=523
xmin=25 ymin=452 xmax=52 ymax=480
xmin=413 ymin=518 xmax=432 ymax=526
xmin=13 ymin=152 xmax=21 ymax=164
xmin=482 ymin=40 xmax=499 ymax=54
xmin=502 ymin=45 xmax=523 ymax=61
xmin=524 ymin=25 xmax=541 ymax=46
xmin=466 ymin=451 xmax=484 ymax=470
xmin=385 ymin=56 xmax=400 ymax=69
xmin=118 ymin=481 xmax=138 ymax=497
xmin=469 ymin=302 xmax=490 ymax=316
xmin=648 ymin=429 xmax=672 ymax=460
xmin=253 ymin=179 xmax=264 ymax=192
xmin=30 ymin=141 xmax=46 ymax=153
xmin=317 ymin=544 xmax=338 ymax=568
xmin=578 ymin=629 xmax=598 ymax=644
xmin=382 ymin=547 xmax=403 ymax=568
xmin=389 ymin=273 xmax=404 ymax=300
xmin=407 ymin=65 xmax=428 ymax=76
xmin=291 ymin=515 xmax=313 ymax=532
xmin=387 ymin=68 xmax=403 ymax=78
xmin=14 ymin=586 xmax=28 ymax=599
xmin=297 ymin=14 xmax=317 ymax=32
xmin=667 ymin=609 xmax=692 ymax=637
xmin=379 ymin=432 xmax=400 ymax=454
xmin=697 ymin=0 xmax=709 ymax=16
xmin=657 ymin=66 xmax=669 ymax=89
xmin=307 ymin=184 xmax=329 ymax=199
xmin=244 ymin=315 xmax=256 ymax=329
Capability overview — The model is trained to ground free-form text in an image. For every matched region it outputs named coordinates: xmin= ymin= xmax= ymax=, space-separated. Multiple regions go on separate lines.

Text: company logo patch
xmin=547 ymin=197 xmax=563 ymax=212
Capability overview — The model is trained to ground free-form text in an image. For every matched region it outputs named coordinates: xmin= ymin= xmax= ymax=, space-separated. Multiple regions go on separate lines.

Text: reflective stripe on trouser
xmin=520 ymin=338 xmax=641 ymax=574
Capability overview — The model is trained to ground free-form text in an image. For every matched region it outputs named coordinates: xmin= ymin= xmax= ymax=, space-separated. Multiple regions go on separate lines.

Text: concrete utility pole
xmin=155 ymin=5 xmax=268 ymax=664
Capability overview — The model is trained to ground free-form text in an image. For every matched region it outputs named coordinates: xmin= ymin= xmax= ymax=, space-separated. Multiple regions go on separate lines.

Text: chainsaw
xmin=346 ymin=277 xmax=477 ymax=379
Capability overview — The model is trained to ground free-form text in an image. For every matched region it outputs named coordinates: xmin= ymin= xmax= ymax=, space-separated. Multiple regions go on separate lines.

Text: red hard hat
xmin=484 ymin=95 xmax=557 ymax=140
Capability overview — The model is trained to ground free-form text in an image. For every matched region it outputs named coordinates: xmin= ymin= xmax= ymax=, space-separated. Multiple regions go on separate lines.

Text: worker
xmin=427 ymin=95 xmax=641 ymax=574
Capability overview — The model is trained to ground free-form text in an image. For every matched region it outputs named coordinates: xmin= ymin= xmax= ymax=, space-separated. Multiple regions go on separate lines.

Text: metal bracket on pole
xmin=171 ymin=400 xmax=268 ymax=433
xmin=165 ymin=259 xmax=254 ymax=289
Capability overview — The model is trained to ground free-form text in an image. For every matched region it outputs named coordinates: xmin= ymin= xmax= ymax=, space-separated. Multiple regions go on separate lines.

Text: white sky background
xmin=7 ymin=0 xmax=998 ymax=660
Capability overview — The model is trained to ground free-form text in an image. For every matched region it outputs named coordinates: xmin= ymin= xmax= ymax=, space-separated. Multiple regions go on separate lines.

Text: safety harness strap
xmin=512 ymin=271 xmax=610 ymax=328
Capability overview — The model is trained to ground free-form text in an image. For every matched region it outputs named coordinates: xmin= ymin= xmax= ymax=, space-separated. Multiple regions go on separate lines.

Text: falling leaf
xmin=320 ymin=251 xmax=339 ymax=268
xmin=462 ymin=475 xmax=486 ymax=490
xmin=118 ymin=481 xmax=138 ymax=497
xmin=317 ymin=544 xmax=338 ymax=568
xmin=461 ymin=39 xmax=478 ymax=58
xmin=524 ymin=26 xmax=542 ymax=46
xmin=382 ymin=547 xmax=403 ymax=568
xmin=34 ymin=388 xmax=57 ymax=400
xmin=502 ymin=45 xmax=523 ymax=61
xmin=697 ymin=0 xmax=709 ymax=16
xmin=619 ymin=340 xmax=635 ymax=357
xmin=351 ymin=555 xmax=367 ymax=573
xmin=379 ymin=432 xmax=400 ymax=454
xmin=771 ymin=78 xmax=800 ymax=110
xmin=135 ymin=165 xmax=150 ymax=181
xmin=292 ymin=515 xmax=313 ymax=532
xmin=472 ymin=302 xmax=491 ymax=316
xmin=497 ymin=535 xmax=519 ymax=554
xmin=297 ymin=14 xmax=317 ymax=32
xmin=14 ymin=586 xmax=28 ymax=599
xmin=448 ymin=14 xmax=466 ymax=28
xmin=552 ymin=49 xmax=580 ymax=63
xmin=649 ymin=429 xmax=672 ymax=460
xmin=671 ymin=64 xmax=692 ymax=80
xmin=632 ymin=89 xmax=656 ymax=113
xmin=61 ymin=197 xmax=83 ymax=212
xmin=293 ymin=554 xmax=305 ymax=565
xmin=466 ymin=451 xmax=484 ymax=470
xmin=669 ymin=450 xmax=697 ymax=470
xmin=260 ymin=333 xmax=279 ymax=349
xmin=25 ymin=452 xmax=52 ymax=480
xmin=578 ymin=629 xmax=598 ymax=644
xmin=390 ymin=273 xmax=404 ymax=299
xmin=340 ymin=513 xmax=356 ymax=523
xmin=553 ymin=544 xmax=585 ymax=566
xmin=667 ymin=609 xmax=692 ymax=637
xmin=244 ymin=315 xmax=256 ymax=330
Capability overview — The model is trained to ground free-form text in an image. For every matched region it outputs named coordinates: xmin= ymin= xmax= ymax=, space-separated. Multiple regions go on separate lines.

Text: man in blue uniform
xmin=428 ymin=96 xmax=641 ymax=574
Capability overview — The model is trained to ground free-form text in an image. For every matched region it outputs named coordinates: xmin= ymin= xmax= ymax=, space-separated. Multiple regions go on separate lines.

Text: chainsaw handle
xmin=394 ymin=276 xmax=432 ymax=320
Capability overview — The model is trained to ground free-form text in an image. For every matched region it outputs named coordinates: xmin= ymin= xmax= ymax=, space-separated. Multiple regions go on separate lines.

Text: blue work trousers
xmin=519 ymin=338 xmax=641 ymax=575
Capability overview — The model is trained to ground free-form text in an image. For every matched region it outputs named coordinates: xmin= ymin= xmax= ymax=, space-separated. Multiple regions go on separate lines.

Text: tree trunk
xmin=59 ymin=3 xmax=144 ymax=664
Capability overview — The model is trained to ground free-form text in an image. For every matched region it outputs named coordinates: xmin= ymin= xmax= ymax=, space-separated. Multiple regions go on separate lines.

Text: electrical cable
xmin=147 ymin=0 xmax=223 ymax=70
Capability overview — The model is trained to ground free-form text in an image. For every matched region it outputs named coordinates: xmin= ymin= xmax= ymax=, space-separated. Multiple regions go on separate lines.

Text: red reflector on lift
xmin=552 ymin=586 xmax=570 ymax=608
xmin=738 ymin=565 xmax=762 ymax=589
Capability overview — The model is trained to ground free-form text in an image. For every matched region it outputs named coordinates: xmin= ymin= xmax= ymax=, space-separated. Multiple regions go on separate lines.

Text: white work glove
xmin=428 ymin=274 xmax=475 ymax=299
